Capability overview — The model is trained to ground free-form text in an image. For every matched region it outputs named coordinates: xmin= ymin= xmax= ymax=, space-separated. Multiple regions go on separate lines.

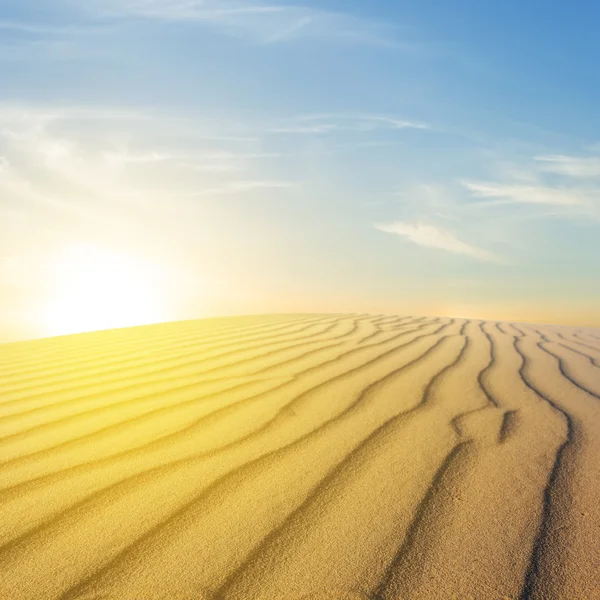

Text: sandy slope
xmin=0 ymin=314 xmax=599 ymax=600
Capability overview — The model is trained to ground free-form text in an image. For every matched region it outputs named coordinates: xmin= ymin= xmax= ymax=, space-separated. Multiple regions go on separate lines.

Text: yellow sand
xmin=0 ymin=314 xmax=599 ymax=600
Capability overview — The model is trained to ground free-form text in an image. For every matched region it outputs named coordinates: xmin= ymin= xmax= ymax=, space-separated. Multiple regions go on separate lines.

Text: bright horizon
xmin=2 ymin=1 xmax=600 ymax=341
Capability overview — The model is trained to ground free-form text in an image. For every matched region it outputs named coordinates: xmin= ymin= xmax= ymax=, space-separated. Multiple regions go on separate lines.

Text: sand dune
xmin=1 ymin=314 xmax=599 ymax=600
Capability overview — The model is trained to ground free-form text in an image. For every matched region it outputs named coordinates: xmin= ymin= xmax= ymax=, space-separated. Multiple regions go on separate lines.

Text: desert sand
xmin=0 ymin=313 xmax=599 ymax=600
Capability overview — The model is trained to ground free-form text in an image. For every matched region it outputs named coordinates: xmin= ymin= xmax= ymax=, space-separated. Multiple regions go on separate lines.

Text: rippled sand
xmin=1 ymin=314 xmax=599 ymax=599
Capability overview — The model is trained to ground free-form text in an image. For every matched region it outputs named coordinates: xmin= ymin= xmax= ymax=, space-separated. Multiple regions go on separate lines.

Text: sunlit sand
xmin=1 ymin=314 xmax=599 ymax=599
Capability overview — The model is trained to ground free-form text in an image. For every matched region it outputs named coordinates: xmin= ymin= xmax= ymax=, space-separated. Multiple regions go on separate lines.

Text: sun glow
xmin=42 ymin=244 xmax=169 ymax=337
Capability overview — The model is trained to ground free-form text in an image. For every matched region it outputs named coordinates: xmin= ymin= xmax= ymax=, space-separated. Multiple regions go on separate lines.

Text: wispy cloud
xmin=0 ymin=104 xmax=153 ymax=123
xmin=0 ymin=19 xmax=108 ymax=36
xmin=271 ymin=114 xmax=430 ymax=135
xmin=270 ymin=124 xmax=338 ymax=135
xmin=165 ymin=179 xmax=297 ymax=196
xmin=0 ymin=104 xmax=293 ymax=229
xmin=82 ymin=1 xmax=286 ymax=21
xmin=535 ymin=154 xmax=600 ymax=178
xmin=304 ymin=114 xmax=430 ymax=130
xmin=459 ymin=151 xmax=600 ymax=220
xmin=0 ymin=16 xmax=114 ymax=63
xmin=74 ymin=0 xmax=405 ymax=46
xmin=375 ymin=221 xmax=500 ymax=263
xmin=462 ymin=180 xmax=596 ymax=207
xmin=385 ymin=149 xmax=600 ymax=268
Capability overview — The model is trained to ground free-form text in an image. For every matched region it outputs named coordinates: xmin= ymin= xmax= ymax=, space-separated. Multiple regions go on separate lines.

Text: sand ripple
xmin=0 ymin=314 xmax=599 ymax=599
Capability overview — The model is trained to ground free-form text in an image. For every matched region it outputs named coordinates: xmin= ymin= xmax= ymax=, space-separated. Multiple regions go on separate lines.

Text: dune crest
xmin=0 ymin=314 xmax=599 ymax=600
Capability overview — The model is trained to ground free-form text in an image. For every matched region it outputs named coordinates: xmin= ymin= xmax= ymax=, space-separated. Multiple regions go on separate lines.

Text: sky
xmin=1 ymin=0 xmax=600 ymax=341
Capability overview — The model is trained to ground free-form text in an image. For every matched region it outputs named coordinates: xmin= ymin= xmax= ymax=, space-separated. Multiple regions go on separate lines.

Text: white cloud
xmin=0 ymin=17 xmax=115 ymax=63
xmin=74 ymin=0 xmax=404 ymax=46
xmin=270 ymin=124 xmax=339 ymax=135
xmin=462 ymin=180 xmax=595 ymax=207
xmin=301 ymin=114 xmax=430 ymax=130
xmin=535 ymin=154 xmax=600 ymax=178
xmin=375 ymin=221 xmax=500 ymax=263
xmin=0 ymin=19 xmax=108 ymax=36
xmin=0 ymin=104 xmax=154 ymax=124
xmin=271 ymin=114 xmax=430 ymax=135
xmin=86 ymin=0 xmax=285 ymax=21
xmin=167 ymin=179 xmax=297 ymax=196
xmin=0 ymin=104 xmax=294 ymax=229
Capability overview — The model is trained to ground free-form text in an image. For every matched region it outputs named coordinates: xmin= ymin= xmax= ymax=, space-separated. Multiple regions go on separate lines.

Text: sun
xmin=42 ymin=244 xmax=168 ymax=337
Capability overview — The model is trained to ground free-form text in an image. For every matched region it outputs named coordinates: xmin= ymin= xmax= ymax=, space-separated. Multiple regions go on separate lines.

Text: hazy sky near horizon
xmin=1 ymin=0 xmax=600 ymax=340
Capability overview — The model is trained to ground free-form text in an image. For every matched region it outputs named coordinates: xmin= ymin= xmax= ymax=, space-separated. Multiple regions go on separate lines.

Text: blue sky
xmin=1 ymin=0 xmax=600 ymax=339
